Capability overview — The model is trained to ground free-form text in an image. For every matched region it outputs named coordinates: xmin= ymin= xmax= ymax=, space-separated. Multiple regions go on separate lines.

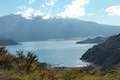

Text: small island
xmin=76 ymin=36 xmax=106 ymax=44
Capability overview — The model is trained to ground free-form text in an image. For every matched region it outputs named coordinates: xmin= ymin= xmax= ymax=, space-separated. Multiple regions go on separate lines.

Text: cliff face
xmin=81 ymin=34 xmax=120 ymax=69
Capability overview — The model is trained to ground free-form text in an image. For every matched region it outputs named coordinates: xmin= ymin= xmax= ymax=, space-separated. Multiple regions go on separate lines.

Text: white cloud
xmin=42 ymin=14 xmax=50 ymax=19
xmin=87 ymin=13 xmax=96 ymax=16
xmin=16 ymin=7 xmax=52 ymax=20
xmin=41 ymin=4 xmax=45 ymax=8
xmin=16 ymin=8 xmax=44 ymax=19
xmin=28 ymin=0 xmax=36 ymax=5
xmin=45 ymin=0 xmax=58 ymax=6
xmin=34 ymin=10 xmax=44 ymax=16
xmin=106 ymin=5 xmax=120 ymax=16
xmin=57 ymin=0 xmax=89 ymax=18
xmin=16 ymin=0 xmax=90 ymax=19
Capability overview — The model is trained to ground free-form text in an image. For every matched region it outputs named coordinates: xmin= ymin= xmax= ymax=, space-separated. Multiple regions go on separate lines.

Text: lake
xmin=6 ymin=40 xmax=95 ymax=67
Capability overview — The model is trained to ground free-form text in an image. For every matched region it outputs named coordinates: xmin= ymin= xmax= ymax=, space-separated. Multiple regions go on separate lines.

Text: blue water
xmin=6 ymin=40 xmax=95 ymax=67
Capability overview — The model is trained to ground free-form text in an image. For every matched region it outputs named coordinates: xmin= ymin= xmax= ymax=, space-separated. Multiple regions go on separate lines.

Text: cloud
xmin=16 ymin=7 xmax=51 ymax=20
xmin=57 ymin=0 xmax=89 ymax=18
xmin=42 ymin=14 xmax=50 ymax=19
xmin=45 ymin=0 xmax=58 ymax=6
xmin=28 ymin=0 xmax=36 ymax=5
xmin=16 ymin=8 xmax=44 ymax=19
xmin=16 ymin=0 xmax=89 ymax=19
xmin=106 ymin=5 xmax=120 ymax=16
xmin=41 ymin=4 xmax=45 ymax=8
xmin=87 ymin=13 xmax=96 ymax=16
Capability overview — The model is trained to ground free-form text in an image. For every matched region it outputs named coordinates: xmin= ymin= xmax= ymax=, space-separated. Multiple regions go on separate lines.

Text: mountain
xmin=81 ymin=34 xmax=120 ymax=69
xmin=0 ymin=14 xmax=120 ymax=41
xmin=76 ymin=36 xmax=106 ymax=44
xmin=0 ymin=38 xmax=18 ymax=46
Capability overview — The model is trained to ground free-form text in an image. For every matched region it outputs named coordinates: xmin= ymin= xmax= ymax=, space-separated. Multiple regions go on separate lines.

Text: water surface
xmin=7 ymin=40 xmax=95 ymax=67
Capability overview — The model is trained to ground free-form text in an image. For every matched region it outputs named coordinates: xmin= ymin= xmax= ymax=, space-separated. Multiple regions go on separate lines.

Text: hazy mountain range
xmin=0 ymin=14 xmax=120 ymax=41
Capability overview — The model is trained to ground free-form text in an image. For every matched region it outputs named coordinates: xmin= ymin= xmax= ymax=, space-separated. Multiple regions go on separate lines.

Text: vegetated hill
xmin=0 ymin=14 xmax=120 ymax=41
xmin=0 ymin=38 xmax=18 ymax=46
xmin=81 ymin=34 xmax=120 ymax=69
xmin=76 ymin=36 xmax=106 ymax=44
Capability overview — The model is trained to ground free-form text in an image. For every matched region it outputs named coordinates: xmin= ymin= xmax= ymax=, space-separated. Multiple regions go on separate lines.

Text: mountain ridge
xmin=0 ymin=14 xmax=120 ymax=41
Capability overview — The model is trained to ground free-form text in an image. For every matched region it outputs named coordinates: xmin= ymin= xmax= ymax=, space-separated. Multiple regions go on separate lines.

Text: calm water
xmin=6 ymin=40 xmax=95 ymax=67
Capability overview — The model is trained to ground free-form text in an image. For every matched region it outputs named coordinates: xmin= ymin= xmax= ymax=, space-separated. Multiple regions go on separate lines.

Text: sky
xmin=0 ymin=0 xmax=120 ymax=25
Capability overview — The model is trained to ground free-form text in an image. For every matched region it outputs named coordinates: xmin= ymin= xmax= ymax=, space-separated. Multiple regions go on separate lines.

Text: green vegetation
xmin=0 ymin=47 xmax=120 ymax=80
xmin=81 ymin=34 xmax=120 ymax=70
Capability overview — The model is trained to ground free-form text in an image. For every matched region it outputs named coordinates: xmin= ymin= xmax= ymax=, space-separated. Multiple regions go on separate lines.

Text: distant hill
xmin=0 ymin=38 xmax=18 ymax=46
xmin=0 ymin=14 xmax=120 ymax=41
xmin=76 ymin=36 xmax=106 ymax=44
xmin=81 ymin=34 xmax=120 ymax=69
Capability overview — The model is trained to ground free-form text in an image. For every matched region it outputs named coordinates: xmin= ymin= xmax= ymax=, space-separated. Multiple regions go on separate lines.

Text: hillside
xmin=0 ymin=38 xmax=18 ymax=46
xmin=0 ymin=14 xmax=120 ymax=41
xmin=81 ymin=34 xmax=120 ymax=69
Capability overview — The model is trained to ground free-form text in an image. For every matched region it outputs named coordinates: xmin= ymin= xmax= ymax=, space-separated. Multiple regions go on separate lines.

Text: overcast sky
xmin=0 ymin=0 xmax=120 ymax=25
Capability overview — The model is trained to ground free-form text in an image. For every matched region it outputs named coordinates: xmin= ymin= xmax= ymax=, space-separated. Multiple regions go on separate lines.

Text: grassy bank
xmin=0 ymin=47 xmax=120 ymax=80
